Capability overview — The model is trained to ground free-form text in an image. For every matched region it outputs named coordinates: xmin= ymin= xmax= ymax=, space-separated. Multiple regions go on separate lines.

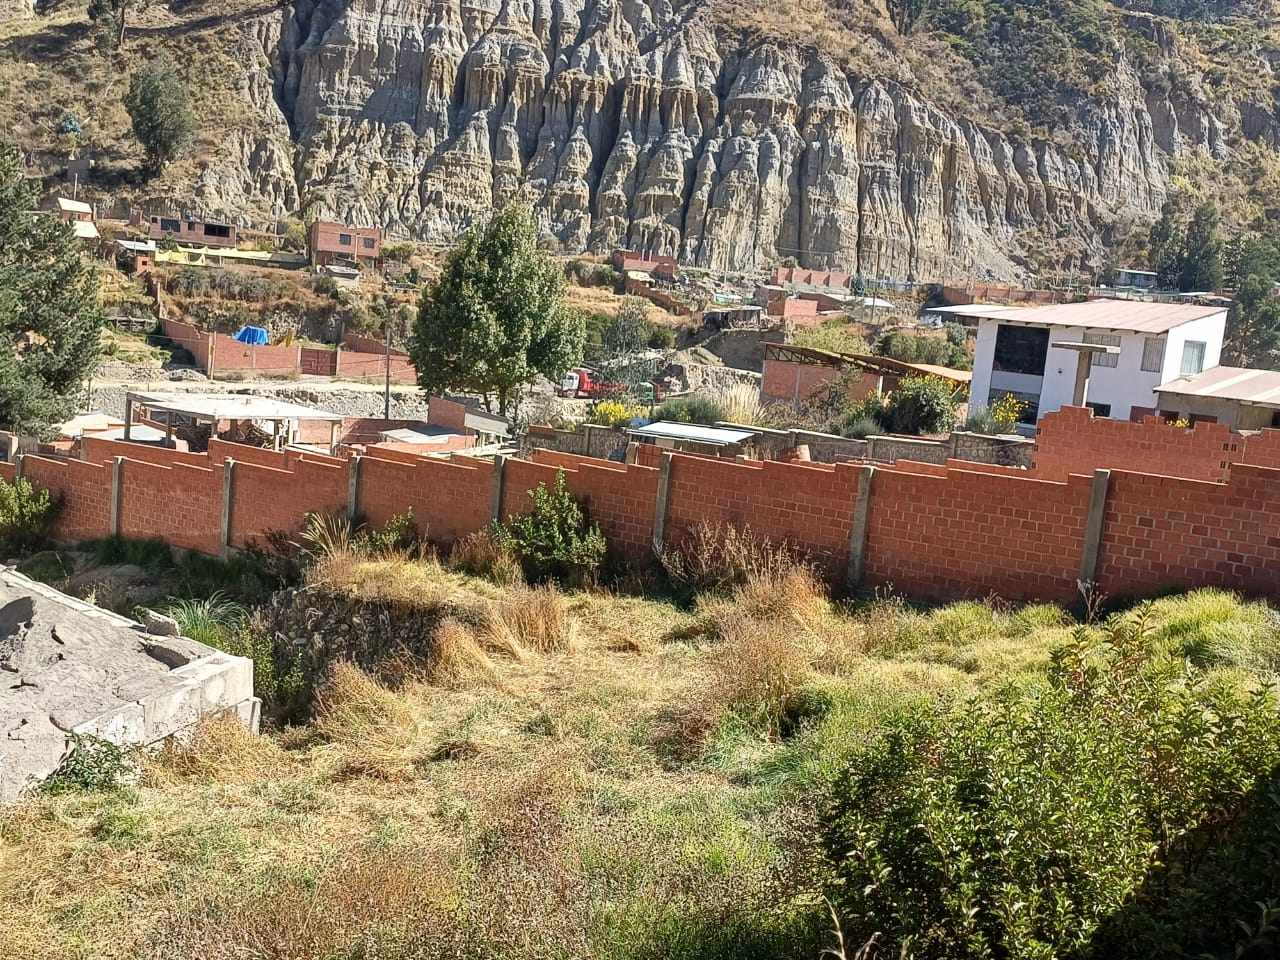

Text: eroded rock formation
xmin=203 ymin=0 xmax=1259 ymax=278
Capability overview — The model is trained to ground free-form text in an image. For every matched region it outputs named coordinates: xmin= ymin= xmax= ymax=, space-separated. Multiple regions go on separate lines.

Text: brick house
xmin=56 ymin=197 xmax=99 ymax=241
xmin=308 ymin=220 xmax=383 ymax=270
xmin=611 ymin=248 xmax=678 ymax=281
xmin=146 ymin=214 xmax=237 ymax=248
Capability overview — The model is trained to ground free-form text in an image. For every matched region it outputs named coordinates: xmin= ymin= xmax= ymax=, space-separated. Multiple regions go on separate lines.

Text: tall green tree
xmin=1225 ymin=275 xmax=1280 ymax=369
xmin=124 ymin=59 xmax=195 ymax=175
xmin=87 ymin=0 xmax=150 ymax=50
xmin=0 ymin=142 xmax=103 ymax=439
xmin=601 ymin=297 xmax=650 ymax=359
xmin=410 ymin=205 xmax=583 ymax=416
xmin=1178 ymin=202 xmax=1224 ymax=292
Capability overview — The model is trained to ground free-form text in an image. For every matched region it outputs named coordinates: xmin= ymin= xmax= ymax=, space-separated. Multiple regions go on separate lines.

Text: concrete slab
xmin=0 ymin=569 xmax=257 ymax=802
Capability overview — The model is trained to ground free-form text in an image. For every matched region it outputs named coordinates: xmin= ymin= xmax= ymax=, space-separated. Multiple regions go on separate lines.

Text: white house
xmin=967 ymin=300 xmax=1228 ymax=423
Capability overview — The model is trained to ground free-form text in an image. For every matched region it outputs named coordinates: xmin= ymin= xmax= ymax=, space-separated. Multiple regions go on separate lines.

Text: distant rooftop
xmin=1156 ymin=366 xmax=1280 ymax=410
xmin=628 ymin=421 xmax=756 ymax=446
xmin=962 ymin=298 xmax=1227 ymax=334
xmin=56 ymin=197 xmax=92 ymax=215
xmin=132 ymin=392 xmax=344 ymax=422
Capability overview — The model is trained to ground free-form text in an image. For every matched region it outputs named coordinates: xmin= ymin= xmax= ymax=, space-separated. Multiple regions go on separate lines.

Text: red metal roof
xmin=965 ymin=298 xmax=1227 ymax=334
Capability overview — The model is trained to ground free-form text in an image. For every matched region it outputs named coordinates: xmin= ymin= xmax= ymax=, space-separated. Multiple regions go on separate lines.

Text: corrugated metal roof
xmin=71 ymin=220 xmax=99 ymax=240
xmin=1155 ymin=366 xmax=1280 ymax=408
xmin=57 ymin=197 xmax=92 ymax=214
xmin=964 ymin=298 xmax=1226 ymax=333
xmin=628 ymin=421 xmax=756 ymax=445
xmin=132 ymin=392 xmax=344 ymax=421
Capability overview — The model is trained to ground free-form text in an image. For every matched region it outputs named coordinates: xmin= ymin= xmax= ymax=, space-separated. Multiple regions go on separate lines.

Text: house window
xmin=203 ymin=223 xmax=231 ymax=239
xmin=361 ymin=237 xmax=375 ymax=250
xmin=1083 ymin=332 xmax=1121 ymax=368
xmin=1086 ymin=401 xmax=1112 ymax=418
xmin=1181 ymin=340 xmax=1207 ymax=376
xmin=159 ymin=217 xmax=180 ymax=233
xmin=339 ymin=233 xmax=352 ymax=245
xmin=1141 ymin=336 xmax=1166 ymax=373
xmin=992 ymin=325 xmax=1049 ymax=376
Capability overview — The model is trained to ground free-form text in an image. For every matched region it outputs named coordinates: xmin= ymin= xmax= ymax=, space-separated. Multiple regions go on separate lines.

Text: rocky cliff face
xmin=206 ymin=0 xmax=1264 ymax=278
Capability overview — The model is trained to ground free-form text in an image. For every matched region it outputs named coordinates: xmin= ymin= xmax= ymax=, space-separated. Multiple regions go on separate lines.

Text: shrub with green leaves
xmin=0 ymin=476 xmax=61 ymax=557
xmin=880 ymin=375 xmax=960 ymax=435
xmin=496 ymin=471 xmax=606 ymax=586
xmin=654 ymin=393 xmax=727 ymax=425
xmin=41 ymin=735 xmax=134 ymax=794
xmin=823 ymin=613 xmax=1280 ymax=960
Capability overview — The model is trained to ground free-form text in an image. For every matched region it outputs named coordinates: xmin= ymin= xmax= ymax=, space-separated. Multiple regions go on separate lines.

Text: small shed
xmin=124 ymin=392 xmax=345 ymax=453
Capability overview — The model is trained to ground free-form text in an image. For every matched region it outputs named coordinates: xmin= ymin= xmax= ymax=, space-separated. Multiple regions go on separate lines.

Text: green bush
xmin=496 ymin=471 xmax=606 ymax=586
xmin=0 ymin=476 xmax=61 ymax=557
xmin=648 ymin=324 xmax=677 ymax=350
xmin=823 ymin=615 xmax=1280 ymax=960
xmin=880 ymin=376 xmax=960 ymax=435
xmin=654 ymin=393 xmax=727 ymax=425
xmin=41 ymin=735 xmax=134 ymax=794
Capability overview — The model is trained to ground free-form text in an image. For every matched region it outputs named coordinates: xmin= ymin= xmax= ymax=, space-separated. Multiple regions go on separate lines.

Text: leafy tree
xmin=1225 ymin=275 xmax=1280 ymax=369
xmin=601 ymin=297 xmax=650 ymax=359
xmin=0 ymin=141 xmax=103 ymax=439
xmin=87 ymin=0 xmax=150 ymax=50
xmin=410 ymin=205 xmax=583 ymax=416
xmin=876 ymin=329 xmax=970 ymax=369
xmin=1149 ymin=200 xmax=1225 ymax=293
xmin=124 ymin=60 xmax=195 ymax=175
xmin=1178 ymin=202 xmax=1224 ymax=292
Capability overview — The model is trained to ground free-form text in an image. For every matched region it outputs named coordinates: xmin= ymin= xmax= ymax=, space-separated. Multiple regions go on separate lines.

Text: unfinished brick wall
xmin=864 ymin=464 xmax=1091 ymax=603
xmin=357 ymin=452 xmax=492 ymax=545
xmin=118 ymin=459 xmax=223 ymax=554
xmin=1032 ymin=406 xmax=1242 ymax=482
xmin=1096 ymin=466 xmax=1280 ymax=598
xmin=22 ymin=456 xmax=112 ymax=543
xmin=524 ymin=450 xmax=660 ymax=557
xmin=663 ymin=455 xmax=862 ymax=577
xmin=1241 ymin=430 xmax=1280 ymax=469
xmin=0 ymin=462 xmax=13 ymax=482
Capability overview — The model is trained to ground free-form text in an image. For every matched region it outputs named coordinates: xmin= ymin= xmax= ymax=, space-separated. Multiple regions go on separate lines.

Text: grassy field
xmin=4 ymin=525 xmax=1275 ymax=960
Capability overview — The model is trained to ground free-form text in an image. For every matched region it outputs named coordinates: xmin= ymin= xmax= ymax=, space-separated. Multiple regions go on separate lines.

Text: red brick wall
xmin=0 ymin=462 xmax=14 ymax=483
xmin=342 ymin=331 xmax=410 ymax=358
xmin=118 ymin=459 xmax=222 ymax=554
xmin=81 ymin=436 xmax=207 ymax=469
xmin=1095 ymin=466 xmax=1280 ymax=598
xmin=162 ymin=317 xmax=211 ymax=370
xmin=428 ymin=396 xmax=468 ymax=432
xmin=229 ymin=457 xmax=347 ymax=547
xmin=357 ymin=452 xmax=492 ymax=545
xmin=335 ymin=350 xmax=417 ymax=384
xmin=761 ymin=357 xmax=879 ymax=404
xmin=663 ymin=455 xmax=862 ymax=577
xmin=23 ymin=456 xmax=112 ymax=543
xmin=310 ymin=221 xmax=382 ymax=260
xmin=1241 ymin=430 xmax=1280 ymax=469
xmin=1033 ymin=406 xmax=1243 ymax=482
xmin=523 ymin=450 xmax=661 ymax=557
xmin=17 ymin=429 xmax=1280 ymax=606
xmin=864 ymin=466 xmax=1091 ymax=603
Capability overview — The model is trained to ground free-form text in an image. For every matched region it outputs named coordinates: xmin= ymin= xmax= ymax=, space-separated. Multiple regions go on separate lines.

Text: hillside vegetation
xmin=2 ymin=522 xmax=1278 ymax=959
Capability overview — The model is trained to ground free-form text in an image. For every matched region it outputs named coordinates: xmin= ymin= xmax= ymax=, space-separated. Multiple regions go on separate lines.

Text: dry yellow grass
xmin=0 ymin=556 xmax=1110 ymax=960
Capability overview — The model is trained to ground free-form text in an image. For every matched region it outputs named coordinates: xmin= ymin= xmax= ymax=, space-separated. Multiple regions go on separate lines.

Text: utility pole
xmin=383 ymin=320 xmax=392 ymax=421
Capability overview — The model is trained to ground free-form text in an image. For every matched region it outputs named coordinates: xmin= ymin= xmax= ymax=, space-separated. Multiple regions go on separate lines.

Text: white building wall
xmin=1161 ymin=311 xmax=1227 ymax=383
xmin=967 ymin=318 xmax=998 ymax=410
xmin=967 ymin=310 xmax=1228 ymax=422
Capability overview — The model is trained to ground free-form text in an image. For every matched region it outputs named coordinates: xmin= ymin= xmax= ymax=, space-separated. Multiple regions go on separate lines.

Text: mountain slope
xmin=4 ymin=0 xmax=1278 ymax=279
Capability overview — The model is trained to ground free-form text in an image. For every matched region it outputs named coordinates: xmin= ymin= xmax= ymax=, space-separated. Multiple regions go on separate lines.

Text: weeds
xmin=450 ymin=527 xmax=524 ymax=585
xmin=40 ymin=735 xmax=134 ymax=795
xmin=0 ymin=476 xmax=61 ymax=557
xmin=660 ymin=521 xmax=810 ymax=597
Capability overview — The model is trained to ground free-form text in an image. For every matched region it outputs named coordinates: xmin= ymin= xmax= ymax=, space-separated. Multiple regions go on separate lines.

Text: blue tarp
xmin=233 ymin=325 xmax=269 ymax=346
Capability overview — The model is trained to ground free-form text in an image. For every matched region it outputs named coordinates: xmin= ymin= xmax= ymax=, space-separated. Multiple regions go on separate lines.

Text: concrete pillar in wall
xmin=1078 ymin=468 xmax=1111 ymax=585
xmin=845 ymin=464 xmax=876 ymax=592
xmin=490 ymin=455 xmax=507 ymax=524
xmin=347 ymin=454 xmax=362 ymax=523
xmin=220 ymin=459 xmax=236 ymax=559
xmin=651 ymin=452 xmax=674 ymax=556
xmin=109 ymin=456 xmax=124 ymax=537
